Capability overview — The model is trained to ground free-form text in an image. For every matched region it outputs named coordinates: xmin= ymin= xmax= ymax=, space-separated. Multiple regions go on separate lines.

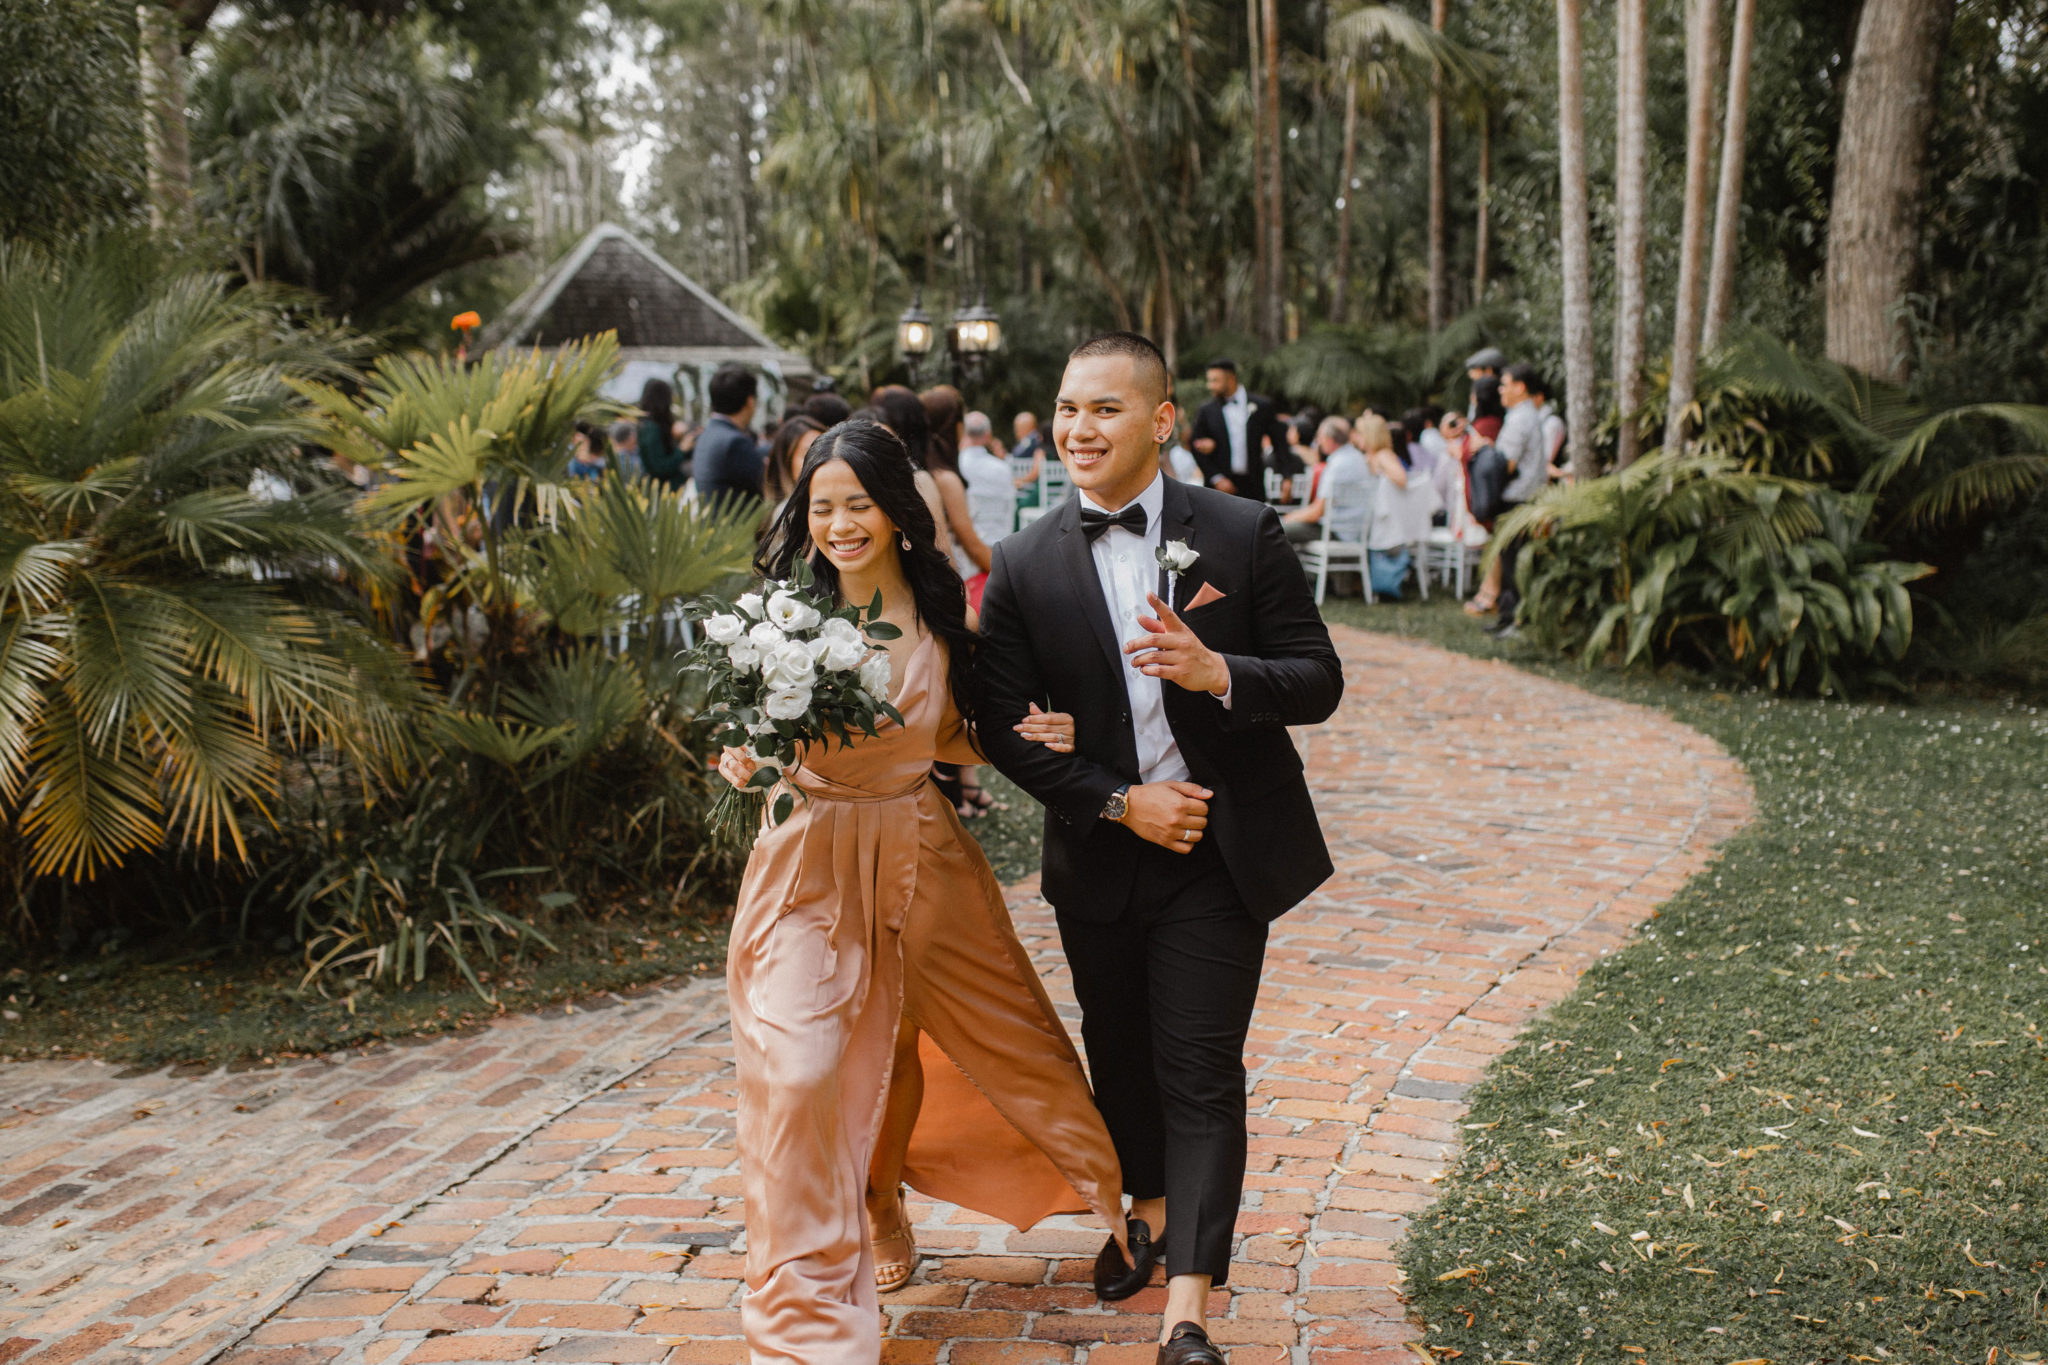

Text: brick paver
xmin=2 ymin=627 xmax=1751 ymax=1364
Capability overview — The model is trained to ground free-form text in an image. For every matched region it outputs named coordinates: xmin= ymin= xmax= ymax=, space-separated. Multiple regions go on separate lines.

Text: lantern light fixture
xmin=897 ymin=293 xmax=936 ymax=360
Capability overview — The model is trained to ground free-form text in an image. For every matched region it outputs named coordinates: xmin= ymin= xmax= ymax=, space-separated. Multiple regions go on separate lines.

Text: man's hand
xmin=1119 ymin=780 xmax=1212 ymax=853
xmin=1125 ymin=593 xmax=1231 ymax=696
xmin=1210 ymin=474 xmax=1236 ymax=494
xmin=1192 ymin=436 xmax=1216 ymax=455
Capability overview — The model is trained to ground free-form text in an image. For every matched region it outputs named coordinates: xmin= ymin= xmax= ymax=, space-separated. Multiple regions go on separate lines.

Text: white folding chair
xmin=1299 ymin=478 xmax=1375 ymax=606
xmin=1423 ymin=527 xmax=1486 ymax=598
xmin=1038 ymin=460 xmax=1072 ymax=509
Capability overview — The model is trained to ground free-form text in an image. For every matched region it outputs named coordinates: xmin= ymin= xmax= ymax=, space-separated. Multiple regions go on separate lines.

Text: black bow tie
xmin=1079 ymin=503 xmax=1148 ymax=542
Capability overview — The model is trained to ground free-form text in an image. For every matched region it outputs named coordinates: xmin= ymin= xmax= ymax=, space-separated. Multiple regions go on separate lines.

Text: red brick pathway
xmin=1 ymin=627 xmax=1751 ymax=1364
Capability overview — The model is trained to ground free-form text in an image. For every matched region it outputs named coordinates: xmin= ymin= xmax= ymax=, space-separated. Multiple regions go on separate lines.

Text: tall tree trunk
xmin=1824 ymin=0 xmax=1955 ymax=382
xmin=137 ymin=2 xmax=193 ymax=233
xmin=1663 ymin=0 xmax=1722 ymax=453
xmin=1556 ymin=0 xmax=1598 ymax=482
xmin=1613 ymin=0 xmax=1649 ymax=466
xmin=1332 ymin=71 xmax=1358 ymax=323
xmin=1702 ymin=0 xmax=1756 ymax=350
xmin=1261 ymin=0 xmax=1286 ymax=345
xmin=1426 ymin=0 xmax=1449 ymax=334
xmin=1472 ymin=107 xmax=1491 ymax=304
xmin=1247 ymin=0 xmax=1269 ymax=338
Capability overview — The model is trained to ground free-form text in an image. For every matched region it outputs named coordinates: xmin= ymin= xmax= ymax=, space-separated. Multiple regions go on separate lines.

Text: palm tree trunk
xmin=1261 ymin=0 xmax=1286 ymax=345
xmin=137 ymin=2 xmax=193 ymax=233
xmin=1332 ymin=71 xmax=1358 ymax=323
xmin=1613 ymin=0 xmax=1649 ymax=466
xmin=1824 ymin=0 xmax=1956 ymax=382
xmin=1703 ymin=0 xmax=1756 ymax=350
xmin=1427 ymin=0 xmax=1449 ymax=334
xmin=1663 ymin=0 xmax=1723 ymax=453
xmin=1247 ymin=0 xmax=1268 ymax=338
xmin=1473 ymin=107 xmax=1491 ymax=304
xmin=1556 ymin=0 xmax=1598 ymax=483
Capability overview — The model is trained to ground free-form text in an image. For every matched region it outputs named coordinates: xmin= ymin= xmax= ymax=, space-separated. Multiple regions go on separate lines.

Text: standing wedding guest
xmin=1188 ymin=358 xmax=1283 ymax=498
xmin=695 ymin=365 xmax=767 ymax=506
xmin=721 ymin=420 xmax=1127 ymax=1364
xmin=804 ymin=389 xmax=853 ymax=428
xmin=978 ymin=332 xmax=1343 ymax=1365
xmin=566 ymin=421 xmax=608 ymax=480
xmin=916 ymin=385 xmax=995 ymax=583
xmin=608 ymin=419 xmax=645 ymax=482
xmin=637 ymin=378 xmax=686 ymax=487
xmin=870 ymin=387 xmax=955 ymax=563
xmin=761 ymin=414 xmax=827 ymax=526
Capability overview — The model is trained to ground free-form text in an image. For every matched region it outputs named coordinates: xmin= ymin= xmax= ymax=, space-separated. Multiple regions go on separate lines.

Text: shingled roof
xmin=483 ymin=224 xmax=806 ymax=366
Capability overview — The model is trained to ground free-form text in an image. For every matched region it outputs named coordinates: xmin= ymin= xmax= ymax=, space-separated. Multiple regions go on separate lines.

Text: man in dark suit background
xmin=977 ymin=332 xmax=1344 ymax=1365
xmin=1187 ymin=358 xmax=1288 ymax=498
xmin=691 ymin=364 xmax=766 ymax=505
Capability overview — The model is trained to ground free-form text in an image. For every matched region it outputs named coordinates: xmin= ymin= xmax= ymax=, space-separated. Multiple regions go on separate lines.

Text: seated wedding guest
xmin=1401 ymin=406 xmax=1442 ymax=477
xmin=607 ymin=418 xmax=645 ymax=482
xmin=957 ymin=411 xmax=1015 ymax=608
xmin=695 ymin=365 xmax=766 ymax=505
xmin=1353 ymin=413 xmax=1423 ymax=599
xmin=1162 ymin=414 xmax=1203 ymax=484
xmin=567 ymin=421 xmax=608 ymax=480
xmin=1282 ymin=416 xmax=1368 ymax=553
xmin=760 ymin=414 xmax=826 ymax=529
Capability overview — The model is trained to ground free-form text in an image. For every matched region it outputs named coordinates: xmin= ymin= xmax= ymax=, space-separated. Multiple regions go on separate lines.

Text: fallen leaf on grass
xmin=1434 ymin=1266 xmax=1485 ymax=1281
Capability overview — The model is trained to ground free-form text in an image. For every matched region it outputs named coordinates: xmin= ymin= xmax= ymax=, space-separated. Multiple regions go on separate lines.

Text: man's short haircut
xmin=963 ymin=410 xmax=992 ymax=439
xmin=608 ymin=419 xmax=639 ymax=445
xmin=1502 ymin=361 xmax=1542 ymax=392
xmin=1316 ymin=415 xmax=1353 ymax=447
xmin=802 ymin=391 xmax=851 ymax=426
xmin=1068 ymin=331 xmax=1171 ymax=403
xmin=1205 ymin=357 xmax=1237 ymax=374
xmin=708 ymin=364 xmax=758 ymax=416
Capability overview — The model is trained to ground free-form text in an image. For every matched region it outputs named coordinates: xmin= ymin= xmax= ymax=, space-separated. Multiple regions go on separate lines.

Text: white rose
xmin=819 ymin=616 xmax=861 ymax=644
xmin=748 ymin=621 xmax=787 ymax=651
xmin=726 ymin=639 xmax=763 ymax=673
xmin=736 ymin=592 xmax=766 ymax=619
xmin=766 ymin=589 xmax=823 ymax=633
xmin=703 ymin=613 xmax=745 ymax=645
xmin=766 ymin=641 xmax=817 ymax=687
xmin=762 ymin=685 xmax=814 ymax=722
xmin=817 ymin=635 xmax=866 ymax=672
xmin=858 ymin=652 xmax=893 ymax=699
xmin=1155 ymin=539 xmax=1201 ymax=573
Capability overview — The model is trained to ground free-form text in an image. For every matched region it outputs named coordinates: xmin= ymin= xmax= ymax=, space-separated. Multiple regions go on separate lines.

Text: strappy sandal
xmin=957 ymin=777 xmax=995 ymax=819
xmin=1462 ymin=594 xmax=1497 ymax=616
xmin=870 ymin=1191 xmax=918 ymax=1292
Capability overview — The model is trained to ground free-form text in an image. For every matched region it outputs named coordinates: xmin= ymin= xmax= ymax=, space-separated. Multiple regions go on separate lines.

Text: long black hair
xmin=637 ymin=377 xmax=677 ymax=461
xmin=757 ymin=418 xmax=976 ymax=725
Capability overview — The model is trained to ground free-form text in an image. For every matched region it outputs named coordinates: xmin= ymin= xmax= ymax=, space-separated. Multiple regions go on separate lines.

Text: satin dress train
xmin=726 ymin=633 xmax=1126 ymax=1364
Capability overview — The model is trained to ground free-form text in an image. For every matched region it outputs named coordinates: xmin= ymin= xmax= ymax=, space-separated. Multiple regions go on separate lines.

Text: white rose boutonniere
xmin=1155 ymin=538 xmax=1200 ymax=604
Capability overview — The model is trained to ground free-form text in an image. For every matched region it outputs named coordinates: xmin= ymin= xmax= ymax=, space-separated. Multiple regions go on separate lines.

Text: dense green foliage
xmin=0 ymin=0 xmax=142 ymax=242
xmin=1337 ymin=598 xmax=2048 ymax=1365
xmin=0 ymin=236 xmax=412 ymax=889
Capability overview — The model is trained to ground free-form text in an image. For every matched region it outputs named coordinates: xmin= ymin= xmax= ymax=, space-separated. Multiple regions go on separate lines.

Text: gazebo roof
xmin=483 ymin=224 xmax=807 ymax=370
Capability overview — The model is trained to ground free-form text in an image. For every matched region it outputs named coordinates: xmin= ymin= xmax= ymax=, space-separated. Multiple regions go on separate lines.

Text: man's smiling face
xmin=1054 ymin=354 xmax=1176 ymax=512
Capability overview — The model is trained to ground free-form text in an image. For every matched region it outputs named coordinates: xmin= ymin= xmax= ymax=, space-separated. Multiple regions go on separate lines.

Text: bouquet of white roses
xmin=687 ymin=558 xmax=903 ymax=847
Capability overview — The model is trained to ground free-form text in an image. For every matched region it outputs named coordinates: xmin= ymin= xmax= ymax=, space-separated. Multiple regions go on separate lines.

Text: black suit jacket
xmin=976 ymin=478 xmax=1344 ymax=923
xmin=1190 ymin=390 xmax=1291 ymax=493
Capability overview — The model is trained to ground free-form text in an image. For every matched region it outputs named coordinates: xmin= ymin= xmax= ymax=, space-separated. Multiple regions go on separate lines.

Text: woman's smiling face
xmin=807 ymin=457 xmax=898 ymax=577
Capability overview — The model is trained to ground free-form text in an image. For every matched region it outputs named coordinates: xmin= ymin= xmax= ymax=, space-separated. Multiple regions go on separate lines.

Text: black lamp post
xmin=897 ymin=292 xmax=936 ymax=382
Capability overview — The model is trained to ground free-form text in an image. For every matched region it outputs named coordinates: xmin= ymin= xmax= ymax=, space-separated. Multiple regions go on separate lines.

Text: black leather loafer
xmin=1092 ymin=1217 xmax=1164 ymax=1301
xmin=1156 ymin=1320 xmax=1224 ymax=1364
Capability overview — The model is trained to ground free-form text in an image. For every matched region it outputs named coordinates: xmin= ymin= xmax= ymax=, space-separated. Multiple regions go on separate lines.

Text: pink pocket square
xmin=1186 ymin=582 xmax=1227 ymax=610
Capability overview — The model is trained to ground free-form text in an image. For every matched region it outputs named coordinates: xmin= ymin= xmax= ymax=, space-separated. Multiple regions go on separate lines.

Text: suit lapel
xmin=1157 ymin=477 xmax=1199 ymax=610
xmin=1056 ymin=498 xmax=1127 ymax=684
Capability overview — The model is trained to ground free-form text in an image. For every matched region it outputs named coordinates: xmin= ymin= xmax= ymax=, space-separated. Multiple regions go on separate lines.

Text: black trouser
xmin=1493 ymin=500 xmax=1528 ymax=621
xmin=1054 ymin=836 xmax=1268 ymax=1284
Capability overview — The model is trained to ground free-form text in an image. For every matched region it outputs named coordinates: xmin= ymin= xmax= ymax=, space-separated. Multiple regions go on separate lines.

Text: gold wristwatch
xmin=1100 ymin=784 xmax=1131 ymax=822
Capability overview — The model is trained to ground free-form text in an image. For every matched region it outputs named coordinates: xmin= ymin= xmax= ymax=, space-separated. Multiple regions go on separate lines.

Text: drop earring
xmin=900 ymin=532 xmax=912 ymax=551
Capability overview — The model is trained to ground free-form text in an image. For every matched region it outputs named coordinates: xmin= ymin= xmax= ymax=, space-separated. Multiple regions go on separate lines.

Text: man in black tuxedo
xmin=977 ymin=333 xmax=1344 ymax=1365
xmin=1187 ymin=358 xmax=1290 ymax=498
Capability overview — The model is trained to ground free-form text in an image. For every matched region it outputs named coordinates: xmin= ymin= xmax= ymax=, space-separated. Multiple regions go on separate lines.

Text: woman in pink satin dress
xmin=718 ymin=418 xmax=1127 ymax=1364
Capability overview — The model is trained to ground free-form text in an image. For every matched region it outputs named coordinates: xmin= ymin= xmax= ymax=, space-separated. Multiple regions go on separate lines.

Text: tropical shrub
xmin=0 ymin=236 xmax=415 ymax=905
xmin=1506 ymin=452 xmax=1932 ymax=696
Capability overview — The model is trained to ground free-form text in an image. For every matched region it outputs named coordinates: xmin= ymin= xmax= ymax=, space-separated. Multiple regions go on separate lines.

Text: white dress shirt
xmin=1221 ymin=385 xmax=1251 ymax=476
xmin=1079 ymin=474 xmax=1193 ymax=787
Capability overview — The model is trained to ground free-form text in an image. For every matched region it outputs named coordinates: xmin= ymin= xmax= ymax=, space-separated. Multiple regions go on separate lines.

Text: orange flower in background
xmin=450 ymin=311 xmax=481 ymax=333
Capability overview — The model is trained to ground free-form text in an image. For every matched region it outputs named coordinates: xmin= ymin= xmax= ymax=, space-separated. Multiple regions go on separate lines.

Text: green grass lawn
xmin=1323 ymin=595 xmax=2048 ymax=1364
xmin=0 ymin=770 xmax=1044 ymax=1069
